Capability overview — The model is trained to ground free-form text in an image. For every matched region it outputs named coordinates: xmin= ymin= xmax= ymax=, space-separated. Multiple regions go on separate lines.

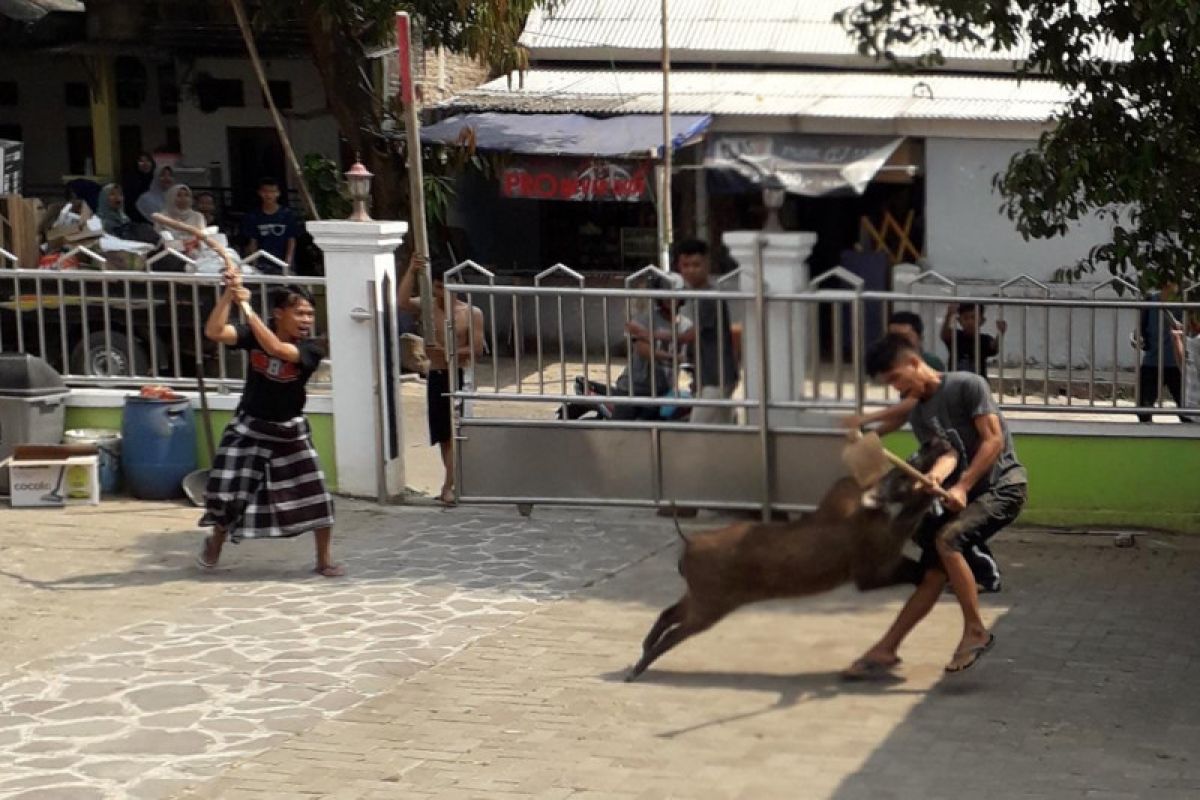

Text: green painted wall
xmin=64 ymin=407 xmax=338 ymax=492
xmin=885 ymin=431 xmax=1200 ymax=532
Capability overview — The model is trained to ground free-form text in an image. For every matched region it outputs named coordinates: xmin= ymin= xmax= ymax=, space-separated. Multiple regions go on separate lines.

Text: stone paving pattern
xmin=0 ymin=504 xmax=673 ymax=799
xmin=2 ymin=501 xmax=1199 ymax=800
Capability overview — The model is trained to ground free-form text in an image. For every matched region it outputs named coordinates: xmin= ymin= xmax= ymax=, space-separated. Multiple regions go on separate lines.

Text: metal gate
xmin=440 ymin=245 xmax=862 ymax=519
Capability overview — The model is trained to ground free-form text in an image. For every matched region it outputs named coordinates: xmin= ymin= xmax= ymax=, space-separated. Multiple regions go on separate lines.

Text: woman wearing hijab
xmin=96 ymin=183 xmax=131 ymax=236
xmin=155 ymin=184 xmax=207 ymax=231
xmin=136 ymin=165 xmax=175 ymax=221
xmin=124 ymin=152 xmax=157 ymax=223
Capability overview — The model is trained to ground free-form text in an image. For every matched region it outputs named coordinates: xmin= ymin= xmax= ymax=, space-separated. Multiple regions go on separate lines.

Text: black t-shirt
xmin=949 ymin=329 xmax=999 ymax=377
xmin=233 ymin=324 xmax=324 ymax=421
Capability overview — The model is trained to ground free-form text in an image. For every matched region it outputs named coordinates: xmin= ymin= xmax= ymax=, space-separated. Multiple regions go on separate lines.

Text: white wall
xmin=925 ymin=137 xmax=1113 ymax=282
xmin=177 ymin=57 xmax=339 ymax=177
xmin=0 ymin=53 xmax=177 ymax=189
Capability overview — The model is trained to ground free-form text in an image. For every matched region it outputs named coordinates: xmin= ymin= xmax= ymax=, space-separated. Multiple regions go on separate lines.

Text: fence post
xmin=724 ymin=230 xmax=816 ymax=427
xmin=307 ymin=220 xmax=408 ymax=499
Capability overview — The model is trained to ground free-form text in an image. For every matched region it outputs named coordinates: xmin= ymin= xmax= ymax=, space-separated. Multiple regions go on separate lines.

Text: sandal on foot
xmin=945 ymin=633 xmax=996 ymax=673
xmin=438 ymin=490 xmax=457 ymax=508
xmin=313 ymin=564 xmax=346 ymax=578
xmin=841 ymin=656 xmax=903 ymax=682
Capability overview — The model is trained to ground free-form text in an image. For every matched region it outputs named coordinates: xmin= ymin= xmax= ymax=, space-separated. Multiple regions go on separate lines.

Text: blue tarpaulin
xmin=421 ymin=113 xmax=712 ymax=157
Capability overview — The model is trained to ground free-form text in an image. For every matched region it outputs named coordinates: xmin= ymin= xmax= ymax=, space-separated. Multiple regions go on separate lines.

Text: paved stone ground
xmin=2 ymin=500 xmax=1199 ymax=800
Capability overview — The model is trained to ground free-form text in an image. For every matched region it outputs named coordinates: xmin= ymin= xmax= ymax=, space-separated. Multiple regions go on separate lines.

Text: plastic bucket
xmin=64 ymin=428 xmax=122 ymax=495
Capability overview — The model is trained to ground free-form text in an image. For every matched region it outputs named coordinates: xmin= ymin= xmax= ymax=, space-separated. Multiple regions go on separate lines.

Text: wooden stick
xmin=229 ymin=0 xmax=320 ymax=221
xmin=150 ymin=213 xmax=254 ymax=317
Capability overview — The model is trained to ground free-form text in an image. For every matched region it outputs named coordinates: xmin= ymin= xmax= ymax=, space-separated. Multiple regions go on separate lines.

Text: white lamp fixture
xmin=345 ymin=157 xmax=374 ymax=222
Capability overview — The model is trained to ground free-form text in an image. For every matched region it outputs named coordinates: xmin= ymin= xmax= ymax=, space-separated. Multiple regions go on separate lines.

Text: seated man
xmin=614 ymin=274 xmax=691 ymax=421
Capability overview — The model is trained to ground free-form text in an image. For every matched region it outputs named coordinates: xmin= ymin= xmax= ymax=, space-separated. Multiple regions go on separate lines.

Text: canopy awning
xmin=421 ymin=112 xmax=712 ymax=158
xmin=0 ymin=0 xmax=84 ymax=21
xmin=705 ymin=134 xmax=909 ymax=196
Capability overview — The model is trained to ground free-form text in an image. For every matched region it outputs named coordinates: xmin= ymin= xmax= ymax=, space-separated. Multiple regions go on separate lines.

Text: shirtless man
xmin=399 ymin=254 xmax=485 ymax=505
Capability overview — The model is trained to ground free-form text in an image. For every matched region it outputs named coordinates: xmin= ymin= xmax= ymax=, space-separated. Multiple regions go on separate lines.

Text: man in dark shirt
xmin=198 ymin=272 xmax=340 ymax=576
xmin=941 ymin=302 xmax=1006 ymax=377
xmin=240 ymin=177 xmax=301 ymax=274
xmin=844 ymin=333 xmax=1027 ymax=680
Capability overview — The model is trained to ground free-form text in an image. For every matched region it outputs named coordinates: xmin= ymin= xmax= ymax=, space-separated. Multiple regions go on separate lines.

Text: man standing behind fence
xmin=672 ymin=239 xmax=740 ymax=423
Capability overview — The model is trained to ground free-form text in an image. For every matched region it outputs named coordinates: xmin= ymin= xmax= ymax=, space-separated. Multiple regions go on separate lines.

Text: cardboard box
xmin=3 ymin=455 xmax=100 ymax=507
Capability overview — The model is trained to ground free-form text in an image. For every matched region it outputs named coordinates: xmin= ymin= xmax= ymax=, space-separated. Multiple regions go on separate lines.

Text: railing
xmin=0 ymin=268 xmax=328 ymax=392
xmin=441 ymin=265 xmax=1200 ymax=424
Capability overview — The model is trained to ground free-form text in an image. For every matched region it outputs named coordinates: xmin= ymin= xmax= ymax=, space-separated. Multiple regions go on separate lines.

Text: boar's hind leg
xmin=641 ymin=600 xmax=685 ymax=653
xmin=627 ymin=613 xmax=715 ymax=681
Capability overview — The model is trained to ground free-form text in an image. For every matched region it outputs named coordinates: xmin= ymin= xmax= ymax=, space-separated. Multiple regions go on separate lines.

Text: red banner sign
xmin=501 ymin=158 xmax=651 ymax=202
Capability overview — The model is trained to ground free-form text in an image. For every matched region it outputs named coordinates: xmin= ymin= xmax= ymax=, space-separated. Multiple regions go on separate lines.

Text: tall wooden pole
xmin=660 ymin=0 xmax=673 ymax=269
xmin=396 ymin=12 xmax=436 ymax=342
xmin=229 ymin=0 xmax=319 ymax=221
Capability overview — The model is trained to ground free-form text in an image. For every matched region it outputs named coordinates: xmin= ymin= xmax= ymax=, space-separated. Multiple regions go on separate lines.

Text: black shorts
xmin=426 ymin=369 xmax=462 ymax=446
xmin=916 ymin=482 xmax=1028 ymax=580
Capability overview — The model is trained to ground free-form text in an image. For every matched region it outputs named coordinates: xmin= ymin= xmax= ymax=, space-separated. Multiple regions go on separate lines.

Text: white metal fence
xmin=0 ymin=268 xmax=328 ymax=391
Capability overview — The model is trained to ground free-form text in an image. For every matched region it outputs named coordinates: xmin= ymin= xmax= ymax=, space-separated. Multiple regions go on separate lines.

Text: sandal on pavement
xmin=945 ymin=633 xmax=996 ymax=673
xmin=313 ymin=563 xmax=347 ymax=578
xmin=841 ymin=656 xmax=903 ymax=682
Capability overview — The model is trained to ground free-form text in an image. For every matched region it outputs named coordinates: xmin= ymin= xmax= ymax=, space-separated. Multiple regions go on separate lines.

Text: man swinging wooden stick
xmin=153 ymin=213 xmax=343 ymax=576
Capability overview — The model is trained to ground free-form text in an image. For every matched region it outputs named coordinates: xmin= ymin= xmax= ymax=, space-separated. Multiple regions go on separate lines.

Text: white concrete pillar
xmin=725 ymin=230 xmax=816 ymax=427
xmin=308 ymin=220 xmax=408 ymax=499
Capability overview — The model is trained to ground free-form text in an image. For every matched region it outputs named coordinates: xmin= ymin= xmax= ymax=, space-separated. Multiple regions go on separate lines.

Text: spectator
xmin=1171 ymin=312 xmax=1200 ymax=413
xmin=155 ymin=184 xmax=206 ymax=232
xmin=136 ymin=165 xmax=175 ymax=221
xmin=96 ymin=184 xmax=131 ymax=236
xmin=398 ymin=254 xmax=485 ymax=506
xmin=941 ymin=302 xmax=1006 ymax=377
xmin=889 ymin=310 xmax=945 ymax=371
xmin=240 ymin=177 xmax=301 ymax=274
xmin=1137 ymin=281 xmax=1191 ymax=422
xmin=618 ymin=273 xmax=692 ymax=421
xmin=124 ymin=152 xmax=157 ymax=223
xmin=195 ymin=191 xmax=219 ymax=227
xmin=673 ymin=239 xmax=739 ymax=424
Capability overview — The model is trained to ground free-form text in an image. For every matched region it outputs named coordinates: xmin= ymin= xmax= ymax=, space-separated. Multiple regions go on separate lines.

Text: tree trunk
xmin=302 ymin=5 xmax=409 ymax=223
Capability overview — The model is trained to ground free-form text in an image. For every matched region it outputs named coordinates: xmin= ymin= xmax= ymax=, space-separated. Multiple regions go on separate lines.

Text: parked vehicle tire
xmin=69 ymin=331 xmax=151 ymax=377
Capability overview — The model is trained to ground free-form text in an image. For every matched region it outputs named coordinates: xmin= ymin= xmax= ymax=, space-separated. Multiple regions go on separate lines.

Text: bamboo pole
xmin=229 ymin=0 xmax=320 ymax=221
xmin=396 ymin=12 xmax=436 ymax=342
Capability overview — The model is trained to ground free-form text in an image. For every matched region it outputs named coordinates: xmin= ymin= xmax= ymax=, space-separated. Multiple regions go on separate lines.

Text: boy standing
xmin=941 ymin=302 xmax=1006 ymax=377
xmin=198 ymin=268 xmax=341 ymax=576
xmin=240 ymin=177 xmax=301 ymax=274
xmin=399 ymin=255 xmax=485 ymax=506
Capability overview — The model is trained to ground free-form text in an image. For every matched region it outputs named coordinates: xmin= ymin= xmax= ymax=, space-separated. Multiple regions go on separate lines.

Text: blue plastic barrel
xmin=120 ymin=396 xmax=197 ymax=500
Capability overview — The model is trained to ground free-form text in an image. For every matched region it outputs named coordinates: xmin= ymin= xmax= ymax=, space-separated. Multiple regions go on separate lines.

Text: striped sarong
xmin=199 ymin=413 xmax=334 ymax=543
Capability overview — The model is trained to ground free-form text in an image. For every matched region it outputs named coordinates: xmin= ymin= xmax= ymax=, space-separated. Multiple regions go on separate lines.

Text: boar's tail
xmin=670 ymin=507 xmax=689 ymax=543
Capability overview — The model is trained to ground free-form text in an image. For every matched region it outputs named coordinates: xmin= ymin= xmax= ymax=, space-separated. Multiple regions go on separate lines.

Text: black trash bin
xmin=0 ymin=353 xmax=70 ymax=493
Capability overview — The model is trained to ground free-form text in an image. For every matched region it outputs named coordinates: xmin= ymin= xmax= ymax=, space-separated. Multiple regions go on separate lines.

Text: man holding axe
xmin=843 ymin=333 xmax=1027 ymax=678
xmin=182 ymin=219 xmax=340 ymax=576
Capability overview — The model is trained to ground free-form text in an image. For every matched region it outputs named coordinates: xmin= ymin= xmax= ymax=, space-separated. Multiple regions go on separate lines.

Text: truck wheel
xmin=69 ymin=332 xmax=151 ymax=377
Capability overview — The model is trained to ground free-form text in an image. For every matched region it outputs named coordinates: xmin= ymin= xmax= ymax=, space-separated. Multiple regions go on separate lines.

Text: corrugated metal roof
xmin=520 ymin=0 xmax=1131 ymax=71
xmin=440 ymin=69 xmax=1071 ymax=124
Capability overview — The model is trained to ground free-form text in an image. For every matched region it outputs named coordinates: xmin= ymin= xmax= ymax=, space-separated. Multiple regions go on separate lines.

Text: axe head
xmin=841 ymin=430 xmax=890 ymax=489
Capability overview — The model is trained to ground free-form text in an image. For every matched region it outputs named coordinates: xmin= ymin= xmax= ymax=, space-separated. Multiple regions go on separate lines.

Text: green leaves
xmin=842 ymin=0 xmax=1200 ymax=289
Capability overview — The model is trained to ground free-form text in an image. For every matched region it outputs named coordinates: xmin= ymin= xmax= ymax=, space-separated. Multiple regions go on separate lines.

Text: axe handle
xmin=150 ymin=213 xmax=254 ymax=318
xmin=879 ymin=447 xmax=957 ymax=504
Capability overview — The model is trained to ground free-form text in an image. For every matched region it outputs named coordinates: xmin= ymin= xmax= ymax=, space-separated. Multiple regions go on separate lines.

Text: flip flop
xmin=945 ymin=633 xmax=996 ymax=673
xmin=841 ymin=657 xmax=903 ymax=682
xmin=438 ymin=490 xmax=458 ymax=508
xmin=313 ymin=564 xmax=347 ymax=578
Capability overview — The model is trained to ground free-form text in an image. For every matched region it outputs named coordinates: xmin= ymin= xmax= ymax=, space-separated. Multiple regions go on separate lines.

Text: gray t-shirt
xmin=908 ymin=372 xmax=1026 ymax=497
